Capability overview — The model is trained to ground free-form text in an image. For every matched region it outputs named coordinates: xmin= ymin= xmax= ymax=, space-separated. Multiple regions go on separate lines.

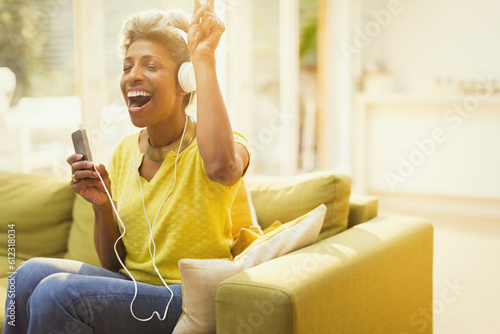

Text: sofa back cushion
xmin=0 ymin=172 xmax=74 ymax=261
xmin=245 ymin=171 xmax=351 ymax=242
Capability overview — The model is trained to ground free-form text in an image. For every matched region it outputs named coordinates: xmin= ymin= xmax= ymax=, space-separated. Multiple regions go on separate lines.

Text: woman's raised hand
xmin=67 ymin=154 xmax=111 ymax=206
xmin=188 ymin=0 xmax=225 ymax=60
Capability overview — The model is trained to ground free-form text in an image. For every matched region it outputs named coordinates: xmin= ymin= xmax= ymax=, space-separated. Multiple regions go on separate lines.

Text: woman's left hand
xmin=188 ymin=0 xmax=225 ymax=60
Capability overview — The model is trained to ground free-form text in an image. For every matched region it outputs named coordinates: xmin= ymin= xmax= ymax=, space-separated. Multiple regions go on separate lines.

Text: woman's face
xmin=120 ymin=38 xmax=183 ymax=128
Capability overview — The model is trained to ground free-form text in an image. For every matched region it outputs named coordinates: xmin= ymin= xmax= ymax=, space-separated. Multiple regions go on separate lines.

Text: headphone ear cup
xmin=178 ymin=62 xmax=196 ymax=93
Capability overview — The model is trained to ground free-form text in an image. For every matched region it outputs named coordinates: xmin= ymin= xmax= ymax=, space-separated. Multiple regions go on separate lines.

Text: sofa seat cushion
xmin=246 ymin=170 xmax=351 ymax=242
xmin=0 ymin=172 xmax=74 ymax=260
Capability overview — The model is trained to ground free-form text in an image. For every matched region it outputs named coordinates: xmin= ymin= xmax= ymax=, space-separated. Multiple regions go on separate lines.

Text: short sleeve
xmin=233 ymin=131 xmax=252 ymax=177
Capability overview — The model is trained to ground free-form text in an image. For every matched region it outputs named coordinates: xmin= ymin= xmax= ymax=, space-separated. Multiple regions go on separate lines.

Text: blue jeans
xmin=3 ymin=258 xmax=183 ymax=334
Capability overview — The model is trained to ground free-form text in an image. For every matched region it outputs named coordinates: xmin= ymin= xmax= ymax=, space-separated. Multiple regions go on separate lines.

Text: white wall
xmin=361 ymin=0 xmax=500 ymax=93
xmin=360 ymin=95 xmax=500 ymax=200
xmin=353 ymin=0 xmax=500 ymax=208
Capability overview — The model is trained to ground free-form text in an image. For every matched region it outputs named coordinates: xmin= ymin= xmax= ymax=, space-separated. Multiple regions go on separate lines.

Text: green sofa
xmin=0 ymin=171 xmax=433 ymax=333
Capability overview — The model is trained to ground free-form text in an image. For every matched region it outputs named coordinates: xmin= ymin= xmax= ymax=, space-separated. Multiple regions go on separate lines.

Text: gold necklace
xmin=144 ymin=116 xmax=195 ymax=162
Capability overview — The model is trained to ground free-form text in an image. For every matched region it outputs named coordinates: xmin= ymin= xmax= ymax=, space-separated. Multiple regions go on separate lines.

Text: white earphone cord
xmin=93 ymin=114 xmax=190 ymax=322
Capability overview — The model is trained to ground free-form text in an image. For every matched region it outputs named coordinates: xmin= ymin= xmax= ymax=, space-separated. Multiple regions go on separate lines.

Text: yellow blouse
xmin=108 ymin=131 xmax=250 ymax=285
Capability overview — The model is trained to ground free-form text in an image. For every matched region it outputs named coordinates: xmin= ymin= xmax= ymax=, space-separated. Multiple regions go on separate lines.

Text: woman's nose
xmin=127 ymin=66 xmax=144 ymax=83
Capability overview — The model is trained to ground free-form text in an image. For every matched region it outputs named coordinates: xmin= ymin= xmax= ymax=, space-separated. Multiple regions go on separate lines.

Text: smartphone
xmin=71 ymin=129 xmax=93 ymax=161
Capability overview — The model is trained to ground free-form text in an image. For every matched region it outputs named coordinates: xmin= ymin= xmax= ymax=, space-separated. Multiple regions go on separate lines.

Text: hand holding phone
xmin=69 ymin=129 xmax=111 ymax=205
xmin=71 ymin=129 xmax=93 ymax=161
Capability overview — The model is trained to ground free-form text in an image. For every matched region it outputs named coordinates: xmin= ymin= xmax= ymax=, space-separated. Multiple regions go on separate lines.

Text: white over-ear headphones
xmin=174 ymin=28 xmax=196 ymax=93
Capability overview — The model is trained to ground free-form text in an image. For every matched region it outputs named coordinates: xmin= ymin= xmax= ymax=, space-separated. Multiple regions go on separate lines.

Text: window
xmin=225 ymin=0 xmax=302 ymax=176
xmin=0 ymin=0 xmax=77 ymax=176
xmin=1 ymin=0 xmax=347 ymax=178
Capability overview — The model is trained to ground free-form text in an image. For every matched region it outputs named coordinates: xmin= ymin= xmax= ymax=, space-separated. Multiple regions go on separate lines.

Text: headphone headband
xmin=173 ymin=27 xmax=188 ymax=45
xmin=172 ymin=27 xmax=196 ymax=93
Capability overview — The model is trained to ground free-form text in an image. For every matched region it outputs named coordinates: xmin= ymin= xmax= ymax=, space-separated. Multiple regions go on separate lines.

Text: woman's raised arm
xmin=188 ymin=0 xmax=249 ymax=186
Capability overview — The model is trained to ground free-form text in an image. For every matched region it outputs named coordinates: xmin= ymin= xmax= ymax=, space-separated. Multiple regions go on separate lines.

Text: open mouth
xmin=128 ymin=90 xmax=152 ymax=111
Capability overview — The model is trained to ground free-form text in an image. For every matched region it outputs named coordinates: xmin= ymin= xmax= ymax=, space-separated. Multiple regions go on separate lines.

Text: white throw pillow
xmin=172 ymin=204 xmax=327 ymax=334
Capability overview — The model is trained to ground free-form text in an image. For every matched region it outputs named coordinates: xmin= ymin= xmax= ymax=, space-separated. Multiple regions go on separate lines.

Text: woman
xmin=3 ymin=1 xmax=250 ymax=333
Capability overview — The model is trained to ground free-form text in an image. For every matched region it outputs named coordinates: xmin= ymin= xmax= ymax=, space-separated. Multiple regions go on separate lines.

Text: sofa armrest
xmin=348 ymin=194 xmax=378 ymax=228
xmin=215 ymin=215 xmax=433 ymax=334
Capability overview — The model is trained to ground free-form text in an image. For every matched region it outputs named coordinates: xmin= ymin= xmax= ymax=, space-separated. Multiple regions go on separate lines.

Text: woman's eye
xmin=145 ymin=65 xmax=157 ymax=70
xmin=123 ymin=66 xmax=131 ymax=72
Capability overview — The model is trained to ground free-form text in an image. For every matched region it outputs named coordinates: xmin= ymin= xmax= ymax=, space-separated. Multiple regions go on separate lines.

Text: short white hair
xmin=118 ymin=9 xmax=193 ymax=107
